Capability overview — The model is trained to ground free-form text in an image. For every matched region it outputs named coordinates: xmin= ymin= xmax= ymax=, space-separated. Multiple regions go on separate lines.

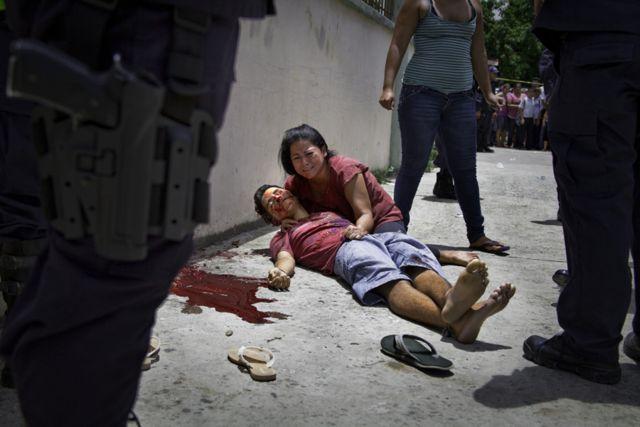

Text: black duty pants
xmin=0 ymin=4 xmax=240 ymax=426
xmin=549 ymin=32 xmax=639 ymax=363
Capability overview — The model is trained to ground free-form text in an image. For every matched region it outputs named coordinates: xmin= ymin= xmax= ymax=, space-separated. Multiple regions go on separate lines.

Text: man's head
xmin=488 ymin=65 xmax=499 ymax=81
xmin=514 ymin=83 xmax=522 ymax=95
xmin=254 ymin=185 xmax=299 ymax=225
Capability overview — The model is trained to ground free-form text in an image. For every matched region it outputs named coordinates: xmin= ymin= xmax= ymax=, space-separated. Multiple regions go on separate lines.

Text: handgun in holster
xmin=6 ymin=39 xmax=216 ymax=261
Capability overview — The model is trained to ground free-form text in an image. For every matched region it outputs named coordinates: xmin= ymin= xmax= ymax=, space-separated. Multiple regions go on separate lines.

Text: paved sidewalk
xmin=1 ymin=148 xmax=638 ymax=426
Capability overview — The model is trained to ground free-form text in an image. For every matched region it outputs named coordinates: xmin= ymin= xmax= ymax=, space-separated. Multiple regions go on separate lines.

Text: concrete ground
xmin=1 ymin=147 xmax=638 ymax=426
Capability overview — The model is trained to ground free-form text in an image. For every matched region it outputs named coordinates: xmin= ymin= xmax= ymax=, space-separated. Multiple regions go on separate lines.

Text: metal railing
xmin=361 ymin=0 xmax=395 ymax=20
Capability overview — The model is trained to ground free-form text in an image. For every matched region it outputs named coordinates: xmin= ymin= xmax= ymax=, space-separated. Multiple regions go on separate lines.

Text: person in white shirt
xmin=519 ymin=87 xmax=542 ymax=150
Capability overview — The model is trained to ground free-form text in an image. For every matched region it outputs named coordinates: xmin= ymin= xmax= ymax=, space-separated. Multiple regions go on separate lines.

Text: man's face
xmin=262 ymin=187 xmax=297 ymax=223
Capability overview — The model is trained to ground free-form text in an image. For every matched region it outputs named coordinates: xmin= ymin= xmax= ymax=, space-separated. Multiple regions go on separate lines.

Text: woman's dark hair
xmin=254 ymin=184 xmax=282 ymax=225
xmin=279 ymin=124 xmax=336 ymax=176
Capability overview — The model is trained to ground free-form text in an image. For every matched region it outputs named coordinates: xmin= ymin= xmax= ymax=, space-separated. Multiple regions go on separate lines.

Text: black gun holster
xmin=22 ymin=1 xmax=217 ymax=261
xmin=33 ymin=80 xmax=214 ymax=261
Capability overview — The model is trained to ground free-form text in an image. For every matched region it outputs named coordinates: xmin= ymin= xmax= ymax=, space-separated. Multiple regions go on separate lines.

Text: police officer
xmin=0 ymin=4 xmax=48 ymax=388
xmin=0 ymin=0 xmax=274 ymax=425
xmin=524 ymin=0 xmax=640 ymax=384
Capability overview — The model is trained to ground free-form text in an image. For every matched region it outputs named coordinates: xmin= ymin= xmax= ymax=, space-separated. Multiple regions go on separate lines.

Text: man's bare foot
xmin=452 ymin=283 xmax=516 ymax=344
xmin=438 ymin=250 xmax=480 ymax=267
xmin=441 ymin=259 xmax=489 ymax=324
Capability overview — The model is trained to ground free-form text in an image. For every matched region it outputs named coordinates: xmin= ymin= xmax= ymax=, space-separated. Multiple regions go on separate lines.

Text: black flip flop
xmin=380 ymin=335 xmax=453 ymax=371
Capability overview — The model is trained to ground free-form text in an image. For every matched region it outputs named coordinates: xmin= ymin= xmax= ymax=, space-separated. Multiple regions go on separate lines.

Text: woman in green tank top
xmin=379 ymin=0 xmax=509 ymax=255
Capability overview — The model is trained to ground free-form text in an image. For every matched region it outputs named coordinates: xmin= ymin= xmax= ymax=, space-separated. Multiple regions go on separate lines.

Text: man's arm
xmin=268 ymin=250 xmax=295 ymax=290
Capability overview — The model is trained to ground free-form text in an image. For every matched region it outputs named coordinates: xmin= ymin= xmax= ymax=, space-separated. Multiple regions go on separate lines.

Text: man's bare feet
xmin=452 ymin=283 xmax=516 ymax=344
xmin=441 ymin=259 xmax=489 ymax=324
xmin=438 ymin=250 xmax=480 ymax=267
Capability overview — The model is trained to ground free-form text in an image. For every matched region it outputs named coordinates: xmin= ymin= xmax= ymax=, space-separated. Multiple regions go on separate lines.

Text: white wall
xmin=196 ymin=0 xmax=396 ymax=240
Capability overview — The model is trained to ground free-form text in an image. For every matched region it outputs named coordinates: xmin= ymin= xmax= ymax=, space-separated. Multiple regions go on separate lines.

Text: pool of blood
xmin=171 ymin=265 xmax=288 ymax=324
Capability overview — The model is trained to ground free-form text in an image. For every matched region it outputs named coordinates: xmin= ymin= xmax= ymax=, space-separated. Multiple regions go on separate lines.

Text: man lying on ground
xmin=254 ymin=185 xmax=516 ymax=344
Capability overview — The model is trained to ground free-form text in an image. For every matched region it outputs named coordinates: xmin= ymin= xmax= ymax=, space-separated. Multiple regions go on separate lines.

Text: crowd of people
xmin=476 ymin=72 xmax=549 ymax=153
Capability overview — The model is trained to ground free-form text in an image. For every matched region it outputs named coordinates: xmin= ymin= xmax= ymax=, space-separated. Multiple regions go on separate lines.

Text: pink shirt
xmin=506 ymin=92 xmax=522 ymax=119
xmin=285 ymin=156 xmax=403 ymax=229
xmin=269 ymin=212 xmax=351 ymax=275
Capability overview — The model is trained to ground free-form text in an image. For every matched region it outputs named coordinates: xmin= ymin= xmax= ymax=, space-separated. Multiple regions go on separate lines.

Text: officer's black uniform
xmin=0 ymin=12 xmax=48 ymax=387
xmin=525 ymin=0 xmax=639 ymax=384
xmin=0 ymin=1 xmax=274 ymax=424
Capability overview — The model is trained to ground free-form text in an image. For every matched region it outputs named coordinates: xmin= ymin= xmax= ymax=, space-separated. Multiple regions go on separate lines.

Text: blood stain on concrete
xmin=171 ymin=266 xmax=288 ymax=324
xmin=213 ymin=250 xmax=239 ymax=260
xmin=249 ymin=248 xmax=271 ymax=257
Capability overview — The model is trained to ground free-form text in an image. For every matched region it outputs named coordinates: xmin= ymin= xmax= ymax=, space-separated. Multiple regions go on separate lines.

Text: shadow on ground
xmin=531 ymin=219 xmax=562 ymax=226
xmin=421 ymin=196 xmax=485 ymax=203
xmin=474 ymin=364 xmax=640 ymax=408
xmin=441 ymin=336 xmax=512 ymax=352
xmin=422 ymin=195 xmax=458 ymax=204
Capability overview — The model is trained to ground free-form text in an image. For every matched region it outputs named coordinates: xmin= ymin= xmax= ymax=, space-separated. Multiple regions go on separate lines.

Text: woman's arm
xmin=343 ymin=173 xmax=374 ymax=239
xmin=379 ymin=0 xmax=423 ymax=110
xmin=268 ymin=251 xmax=295 ymax=290
xmin=469 ymin=0 xmax=504 ymax=109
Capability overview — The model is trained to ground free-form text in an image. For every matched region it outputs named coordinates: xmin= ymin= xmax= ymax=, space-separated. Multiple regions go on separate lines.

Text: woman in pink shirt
xmin=279 ymin=124 xmax=477 ymax=266
xmin=506 ymin=84 xmax=523 ymax=148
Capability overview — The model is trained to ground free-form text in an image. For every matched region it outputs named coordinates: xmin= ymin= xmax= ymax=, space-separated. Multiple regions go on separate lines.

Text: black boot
xmin=1 ymin=362 xmax=14 ymax=388
xmin=433 ymin=169 xmax=457 ymax=200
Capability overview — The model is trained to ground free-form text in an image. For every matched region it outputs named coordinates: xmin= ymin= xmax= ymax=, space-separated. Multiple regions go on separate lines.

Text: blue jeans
xmin=395 ymin=85 xmax=484 ymax=243
xmin=333 ymin=232 xmax=444 ymax=306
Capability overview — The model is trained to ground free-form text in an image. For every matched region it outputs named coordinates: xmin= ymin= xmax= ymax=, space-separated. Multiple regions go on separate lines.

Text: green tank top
xmin=403 ymin=0 xmax=476 ymax=94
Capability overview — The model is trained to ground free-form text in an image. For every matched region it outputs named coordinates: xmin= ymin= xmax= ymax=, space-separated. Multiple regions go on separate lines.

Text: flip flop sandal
xmin=142 ymin=336 xmax=161 ymax=371
xmin=381 ymin=334 xmax=453 ymax=371
xmin=470 ymin=239 xmax=510 ymax=255
xmin=147 ymin=336 xmax=161 ymax=359
xmin=228 ymin=346 xmax=277 ymax=382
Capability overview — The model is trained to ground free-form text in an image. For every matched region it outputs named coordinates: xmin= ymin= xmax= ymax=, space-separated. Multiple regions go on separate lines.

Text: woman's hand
xmin=485 ymin=92 xmax=505 ymax=109
xmin=268 ymin=267 xmax=290 ymax=290
xmin=343 ymin=225 xmax=368 ymax=240
xmin=280 ymin=218 xmax=298 ymax=231
xmin=379 ymin=88 xmax=395 ymax=110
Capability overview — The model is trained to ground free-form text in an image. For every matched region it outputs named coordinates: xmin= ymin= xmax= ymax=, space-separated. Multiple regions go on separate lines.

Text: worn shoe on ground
xmin=0 ymin=363 xmax=14 ymax=389
xmin=623 ymin=332 xmax=640 ymax=363
xmin=523 ymin=334 xmax=621 ymax=385
xmin=552 ymin=269 xmax=569 ymax=287
xmin=433 ymin=172 xmax=457 ymax=200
